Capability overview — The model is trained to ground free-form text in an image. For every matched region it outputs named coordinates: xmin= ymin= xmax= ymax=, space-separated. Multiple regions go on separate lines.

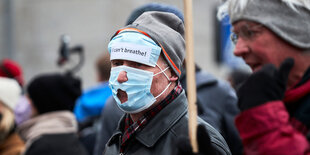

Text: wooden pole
xmin=183 ymin=0 xmax=198 ymax=153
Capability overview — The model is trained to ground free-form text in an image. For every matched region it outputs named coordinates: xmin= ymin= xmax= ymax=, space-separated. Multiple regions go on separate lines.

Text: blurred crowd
xmin=1 ymin=0 xmax=310 ymax=155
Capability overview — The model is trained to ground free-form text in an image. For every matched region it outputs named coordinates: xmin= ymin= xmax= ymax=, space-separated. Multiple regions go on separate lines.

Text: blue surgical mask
xmin=109 ymin=65 xmax=171 ymax=114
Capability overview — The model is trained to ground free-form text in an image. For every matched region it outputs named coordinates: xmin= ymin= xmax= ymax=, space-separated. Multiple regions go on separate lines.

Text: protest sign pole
xmin=184 ymin=0 xmax=198 ymax=153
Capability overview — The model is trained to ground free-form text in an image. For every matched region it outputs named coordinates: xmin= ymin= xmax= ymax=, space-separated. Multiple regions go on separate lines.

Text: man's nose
xmin=117 ymin=71 xmax=128 ymax=83
xmin=233 ymin=39 xmax=250 ymax=57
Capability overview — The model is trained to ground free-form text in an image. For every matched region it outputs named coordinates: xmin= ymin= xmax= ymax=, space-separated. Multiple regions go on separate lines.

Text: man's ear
xmin=169 ymin=73 xmax=178 ymax=82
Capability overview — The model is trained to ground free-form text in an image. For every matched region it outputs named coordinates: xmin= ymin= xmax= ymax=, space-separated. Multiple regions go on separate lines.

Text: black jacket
xmin=25 ymin=133 xmax=88 ymax=155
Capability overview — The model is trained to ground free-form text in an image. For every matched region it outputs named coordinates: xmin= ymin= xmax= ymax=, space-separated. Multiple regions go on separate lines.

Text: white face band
xmin=108 ymin=31 xmax=161 ymax=67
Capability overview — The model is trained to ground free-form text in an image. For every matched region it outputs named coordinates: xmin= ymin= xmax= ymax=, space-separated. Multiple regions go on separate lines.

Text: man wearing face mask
xmin=217 ymin=0 xmax=310 ymax=154
xmin=103 ymin=11 xmax=230 ymax=155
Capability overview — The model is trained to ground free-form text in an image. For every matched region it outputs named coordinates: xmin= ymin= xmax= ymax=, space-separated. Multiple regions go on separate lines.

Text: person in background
xmin=94 ymin=94 xmax=123 ymax=155
xmin=0 ymin=59 xmax=24 ymax=87
xmin=74 ymin=52 xmax=112 ymax=154
xmin=17 ymin=73 xmax=88 ymax=155
xmin=179 ymin=62 xmax=242 ymax=155
xmin=14 ymin=97 xmax=32 ymax=126
xmin=74 ymin=52 xmax=112 ymax=122
xmin=103 ymin=11 xmax=230 ymax=155
xmin=0 ymin=58 xmax=32 ymax=126
xmin=218 ymin=0 xmax=310 ymax=154
xmin=95 ymin=2 xmax=242 ymax=155
xmin=0 ymin=77 xmax=25 ymax=155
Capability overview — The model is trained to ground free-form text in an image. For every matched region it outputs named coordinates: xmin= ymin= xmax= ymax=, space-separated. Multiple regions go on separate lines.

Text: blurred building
xmin=0 ymin=0 xmax=242 ymax=88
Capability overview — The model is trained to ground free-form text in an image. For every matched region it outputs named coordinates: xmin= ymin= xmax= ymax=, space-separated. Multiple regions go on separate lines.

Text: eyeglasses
xmin=230 ymin=24 xmax=264 ymax=45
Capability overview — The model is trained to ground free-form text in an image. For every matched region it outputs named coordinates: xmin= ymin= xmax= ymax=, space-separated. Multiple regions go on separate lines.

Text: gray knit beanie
xmin=228 ymin=0 xmax=310 ymax=50
xmin=125 ymin=11 xmax=185 ymax=78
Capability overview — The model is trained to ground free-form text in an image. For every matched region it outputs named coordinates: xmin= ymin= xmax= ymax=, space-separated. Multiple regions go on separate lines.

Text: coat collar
xmin=135 ymin=91 xmax=187 ymax=147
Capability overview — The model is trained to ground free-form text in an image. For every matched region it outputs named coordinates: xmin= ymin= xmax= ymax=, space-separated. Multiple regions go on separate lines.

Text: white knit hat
xmin=0 ymin=77 xmax=22 ymax=111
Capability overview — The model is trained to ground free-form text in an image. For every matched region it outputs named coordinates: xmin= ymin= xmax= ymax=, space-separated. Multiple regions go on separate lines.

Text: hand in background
xmin=237 ymin=58 xmax=294 ymax=111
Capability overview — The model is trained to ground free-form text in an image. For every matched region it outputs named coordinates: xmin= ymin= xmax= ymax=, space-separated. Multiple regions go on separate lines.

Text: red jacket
xmin=236 ymin=73 xmax=310 ymax=155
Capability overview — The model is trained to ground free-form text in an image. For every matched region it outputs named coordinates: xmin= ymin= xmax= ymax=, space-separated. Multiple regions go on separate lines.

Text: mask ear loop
xmin=154 ymin=64 xmax=170 ymax=81
xmin=154 ymin=63 xmax=172 ymax=99
xmin=155 ymin=82 xmax=172 ymax=99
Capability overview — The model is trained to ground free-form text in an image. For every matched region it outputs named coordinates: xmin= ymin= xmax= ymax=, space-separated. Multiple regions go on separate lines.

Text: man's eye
xmin=135 ymin=63 xmax=143 ymax=67
xmin=244 ymin=29 xmax=254 ymax=39
xmin=113 ymin=61 xmax=122 ymax=66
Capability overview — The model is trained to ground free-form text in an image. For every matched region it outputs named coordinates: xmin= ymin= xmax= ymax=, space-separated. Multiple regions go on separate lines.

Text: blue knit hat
xmin=125 ymin=2 xmax=184 ymax=25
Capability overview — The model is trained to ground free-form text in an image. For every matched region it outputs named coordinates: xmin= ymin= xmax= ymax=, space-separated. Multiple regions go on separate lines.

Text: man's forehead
xmin=233 ymin=20 xmax=261 ymax=28
xmin=231 ymin=20 xmax=262 ymax=31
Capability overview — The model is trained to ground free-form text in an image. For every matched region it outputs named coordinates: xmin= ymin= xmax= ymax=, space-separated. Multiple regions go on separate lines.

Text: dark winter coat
xmin=103 ymin=91 xmax=231 ymax=155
